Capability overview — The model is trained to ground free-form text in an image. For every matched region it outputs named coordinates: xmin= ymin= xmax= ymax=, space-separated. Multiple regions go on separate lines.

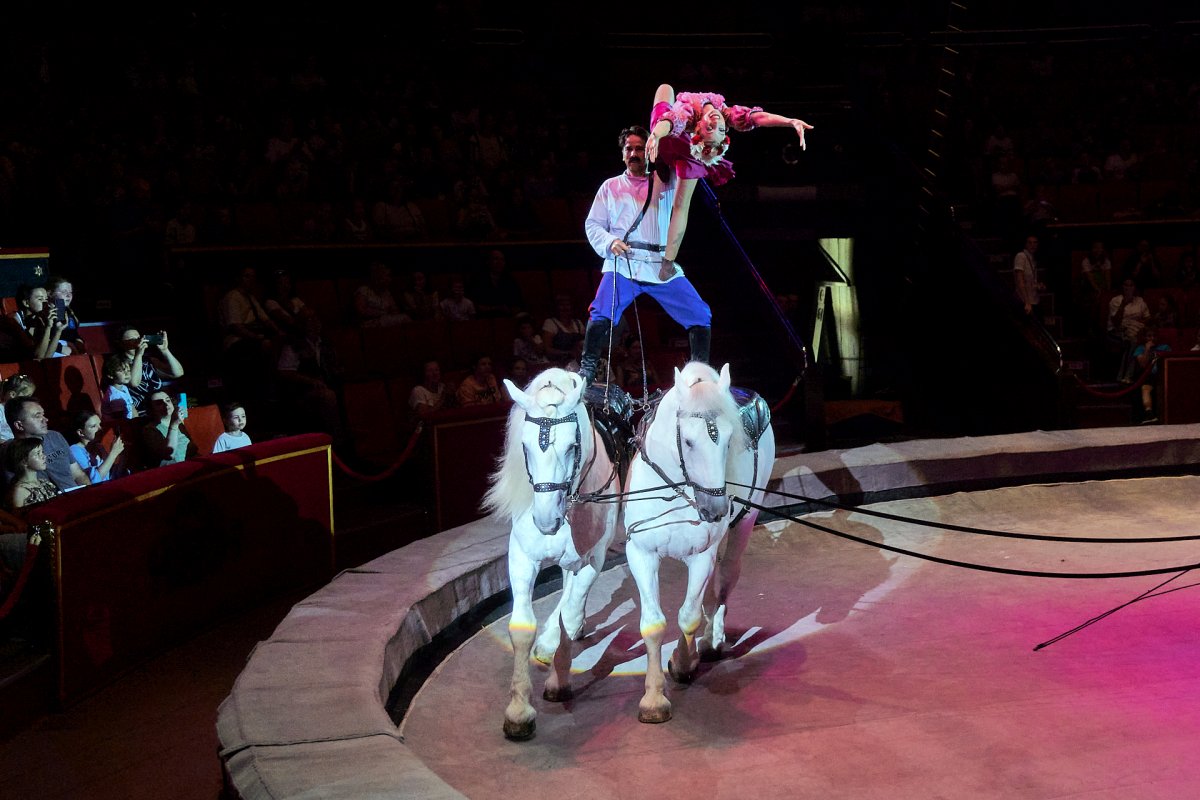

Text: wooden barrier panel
xmin=32 ymin=433 xmax=335 ymax=705
xmin=1160 ymin=353 xmax=1200 ymax=424
xmin=428 ymin=404 xmax=509 ymax=531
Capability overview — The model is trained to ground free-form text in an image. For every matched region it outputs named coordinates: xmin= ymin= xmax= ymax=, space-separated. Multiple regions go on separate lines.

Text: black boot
xmin=687 ymin=325 xmax=711 ymax=365
xmin=578 ymin=318 xmax=612 ymax=385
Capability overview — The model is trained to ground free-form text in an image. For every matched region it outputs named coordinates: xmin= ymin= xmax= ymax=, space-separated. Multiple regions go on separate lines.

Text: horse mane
xmin=481 ymin=368 xmax=584 ymax=520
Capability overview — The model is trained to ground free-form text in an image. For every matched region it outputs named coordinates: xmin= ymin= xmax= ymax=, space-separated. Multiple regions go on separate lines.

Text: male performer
xmin=578 ymin=125 xmax=711 ymax=385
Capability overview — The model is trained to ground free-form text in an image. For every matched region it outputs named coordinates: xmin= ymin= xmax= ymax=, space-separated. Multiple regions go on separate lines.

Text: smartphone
xmin=144 ymin=332 xmax=165 ymax=346
xmin=178 ymin=392 xmax=188 ymax=420
xmin=53 ymin=297 xmax=67 ymax=318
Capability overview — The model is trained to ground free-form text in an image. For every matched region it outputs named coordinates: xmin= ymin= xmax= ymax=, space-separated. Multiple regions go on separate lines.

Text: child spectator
xmin=12 ymin=284 xmax=68 ymax=359
xmin=0 ymin=374 xmax=36 ymax=443
xmin=5 ymin=437 xmax=61 ymax=509
xmin=212 ymin=402 xmax=252 ymax=452
xmin=69 ymin=411 xmax=125 ymax=483
xmin=101 ymin=353 xmax=137 ymax=422
xmin=48 ymin=275 xmax=85 ymax=355
xmin=438 ymin=276 xmax=476 ymax=321
xmin=408 ymin=361 xmax=450 ymax=421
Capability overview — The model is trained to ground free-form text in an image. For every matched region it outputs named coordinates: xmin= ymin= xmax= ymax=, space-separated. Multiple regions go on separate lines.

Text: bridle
xmin=635 ymin=401 xmax=730 ymax=511
xmin=522 ymin=412 xmax=582 ymax=496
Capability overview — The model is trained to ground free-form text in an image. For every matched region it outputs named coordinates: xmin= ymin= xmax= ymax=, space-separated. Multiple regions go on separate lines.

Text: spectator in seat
xmin=2 ymin=397 xmax=90 ymax=490
xmin=140 ymin=391 xmax=196 ymax=467
xmin=408 ymin=360 xmax=450 ymax=422
xmin=468 ymin=249 xmax=524 ymax=318
xmin=218 ymin=266 xmax=283 ymax=402
xmin=354 ymin=261 xmax=410 ymax=327
xmin=542 ymin=293 xmax=585 ymax=366
xmin=401 ymin=270 xmax=441 ymax=321
xmin=372 ymin=179 xmax=427 ymax=241
xmin=1132 ymin=327 xmax=1171 ymax=424
xmin=439 ymin=276 xmax=476 ymax=321
xmin=505 ymin=357 xmax=530 ymax=389
xmin=264 ymin=268 xmax=307 ymax=335
xmin=1013 ymin=235 xmax=1043 ymax=319
xmin=69 ymin=410 xmax=125 ymax=484
xmin=48 ymin=276 xmax=85 ymax=355
xmin=613 ymin=337 xmax=662 ymax=393
xmin=0 ymin=374 xmax=36 ymax=443
xmin=117 ymin=326 xmax=185 ymax=411
xmin=1174 ymin=252 xmax=1197 ymax=290
xmin=1108 ymin=278 xmax=1151 ymax=383
xmin=12 ymin=284 xmax=68 ymax=359
xmin=513 ymin=313 xmax=550 ymax=367
xmin=1123 ymin=240 xmax=1162 ymax=290
xmin=1152 ymin=294 xmax=1179 ymax=330
xmin=456 ymin=354 xmax=501 ymax=407
xmin=340 ymin=197 xmax=374 ymax=243
xmin=5 ymin=437 xmax=61 ymax=510
xmin=1080 ymin=240 xmax=1113 ymax=297
xmin=276 ymin=309 xmax=342 ymax=438
xmin=101 ymin=353 xmax=137 ymax=422
xmin=212 ymin=402 xmax=252 ymax=453
xmin=1104 ymin=138 xmax=1140 ymax=181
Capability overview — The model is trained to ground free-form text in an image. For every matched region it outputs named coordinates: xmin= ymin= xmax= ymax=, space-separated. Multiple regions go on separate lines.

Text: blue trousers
xmin=588 ymin=272 xmax=711 ymax=329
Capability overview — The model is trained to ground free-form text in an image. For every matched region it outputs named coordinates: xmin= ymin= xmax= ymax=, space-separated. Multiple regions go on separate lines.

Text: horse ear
xmin=563 ymin=371 xmax=584 ymax=408
xmin=503 ymin=378 xmax=531 ymax=410
xmin=718 ymin=363 xmax=731 ymax=390
xmin=674 ymin=366 xmax=684 ymax=390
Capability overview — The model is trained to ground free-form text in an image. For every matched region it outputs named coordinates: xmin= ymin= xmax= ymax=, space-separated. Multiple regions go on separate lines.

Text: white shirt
xmin=584 ymin=171 xmax=681 ymax=284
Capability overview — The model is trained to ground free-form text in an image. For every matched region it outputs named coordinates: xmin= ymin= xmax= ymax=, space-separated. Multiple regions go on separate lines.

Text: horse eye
xmin=683 ymin=438 xmax=694 ymax=449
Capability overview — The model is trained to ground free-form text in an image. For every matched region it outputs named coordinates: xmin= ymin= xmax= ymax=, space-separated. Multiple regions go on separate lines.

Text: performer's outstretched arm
xmin=748 ymin=111 xmax=814 ymax=149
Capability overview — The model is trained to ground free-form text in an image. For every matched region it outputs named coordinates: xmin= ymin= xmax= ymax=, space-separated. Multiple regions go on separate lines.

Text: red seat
xmin=29 ymin=355 xmax=102 ymax=427
xmin=184 ymin=403 xmax=225 ymax=455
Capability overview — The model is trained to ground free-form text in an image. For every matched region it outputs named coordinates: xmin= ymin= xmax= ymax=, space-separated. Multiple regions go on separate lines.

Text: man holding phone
xmin=117 ymin=326 xmax=186 ymax=411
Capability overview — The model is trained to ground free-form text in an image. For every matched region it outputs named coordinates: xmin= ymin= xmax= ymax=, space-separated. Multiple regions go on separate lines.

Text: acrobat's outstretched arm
xmin=748 ymin=111 xmax=814 ymax=150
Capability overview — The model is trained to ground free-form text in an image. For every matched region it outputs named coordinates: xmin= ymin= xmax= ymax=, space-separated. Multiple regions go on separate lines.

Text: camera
xmin=144 ymin=332 xmax=165 ymax=346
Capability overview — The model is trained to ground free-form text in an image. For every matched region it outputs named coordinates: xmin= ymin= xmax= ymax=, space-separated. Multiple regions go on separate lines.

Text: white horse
xmin=622 ymin=361 xmax=775 ymax=723
xmin=483 ymin=367 xmax=622 ymax=740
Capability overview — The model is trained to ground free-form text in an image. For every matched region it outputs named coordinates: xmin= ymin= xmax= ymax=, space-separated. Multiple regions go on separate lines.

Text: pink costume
xmin=651 ymin=92 xmax=763 ymax=186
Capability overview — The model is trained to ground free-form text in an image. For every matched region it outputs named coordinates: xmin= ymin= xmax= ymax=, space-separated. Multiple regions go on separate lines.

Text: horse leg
xmin=700 ymin=511 xmax=756 ymax=661
xmin=669 ymin=549 xmax=717 ymax=684
xmin=542 ymin=613 xmax=574 ymax=703
xmin=626 ymin=542 xmax=671 ymax=724
xmin=503 ymin=549 xmax=539 ymax=741
xmin=533 ymin=567 xmax=571 ymax=664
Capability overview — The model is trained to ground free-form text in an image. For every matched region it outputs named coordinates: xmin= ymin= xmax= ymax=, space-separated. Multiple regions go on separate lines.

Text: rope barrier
xmin=1070 ymin=355 xmax=1155 ymax=398
xmin=0 ymin=539 xmax=40 ymax=620
xmin=331 ymin=423 xmax=424 ymax=483
xmin=770 ymin=377 xmax=802 ymax=414
xmin=733 ymin=495 xmax=1200 ymax=580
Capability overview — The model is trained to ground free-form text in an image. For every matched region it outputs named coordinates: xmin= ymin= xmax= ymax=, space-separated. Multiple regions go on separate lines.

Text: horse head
xmin=503 ymin=369 xmax=586 ymax=535
xmin=672 ymin=362 xmax=739 ymax=522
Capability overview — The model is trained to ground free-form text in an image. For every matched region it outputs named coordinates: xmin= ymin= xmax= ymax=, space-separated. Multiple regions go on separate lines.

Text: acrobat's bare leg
xmin=664 ymin=178 xmax=698 ymax=262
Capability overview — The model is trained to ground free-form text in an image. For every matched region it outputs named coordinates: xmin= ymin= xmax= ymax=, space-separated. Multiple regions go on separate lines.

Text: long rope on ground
xmin=731 ymin=495 xmax=1200 ymax=580
xmin=331 ymin=423 xmax=424 ymax=483
xmin=728 ymin=481 xmax=1200 ymax=544
xmin=1070 ymin=355 xmax=1155 ymax=398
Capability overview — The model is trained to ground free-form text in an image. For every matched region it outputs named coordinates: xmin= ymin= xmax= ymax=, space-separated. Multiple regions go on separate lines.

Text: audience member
xmin=1123 ymin=240 xmax=1162 ymax=289
xmin=439 ymin=276 xmax=476 ymax=321
xmin=1013 ymin=235 xmax=1042 ymax=318
xmin=0 ymin=374 xmax=36 ymax=443
xmin=505 ymin=357 xmax=530 ymax=388
xmin=276 ymin=309 xmax=342 ymax=437
xmin=101 ymin=353 xmax=137 ymax=422
xmin=542 ymin=293 xmax=585 ymax=365
xmin=1103 ymin=139 xmax=1140 ymax=181
xmin=3 ymin=397 xmax=90 ymax=490
xmin=372 ymin=180 xmax=427 ymax=241
xmin=354 ymin=261 xmax=410 ymax=327
xmin=513 ymin=314 xmax=550 ymax=367
xmin=400 ymin=271 xmax=441 ymax=321
xmin=613 ymin=337 xmax=662 ymax=393
xmin=1080 ymin=240 xmax=1112 ymax=296
xmin=408 ymin=360 xmax=450 ymax=421
xmin=212 ymin=402 xmax=252 ymax=453
xmin=217 ymin=266 xmax=283 ymax=399
xmin=455 ymin=354 xmax=501 ymax=406
xmin=264 ymin=268 xmax=307 ymax=334
xmin=1070 ymin=152 xmax=1102 ymax=184
xmin=1108 ymin=278 xmax=1151 ymax=382
xmin=340 ymin=197 xmax=374 ymax=243
xmin=1174 ymin=252 xmax=1196 ymax=289
xmin=468 ymin=249 xmax=524 ymax=318
xmin=5 ymin=437 xmax=61 ymax=509
xmin=117 ymin=326 xmax=185 ymax=410
xmin=12 ymin=284 xmax=68 ymax=359
xmin=68 ymin=411 xmax=125 ymax=483
xmin=48 ymin=276 xmax=85 ymax=354
xmin=1132 ymin=327 xmax=1171 ymax=423
xmin=140 ymin=391 xmax=196 ymax=467
xmin=1151 ymin=294 xmax=1179 ymax=330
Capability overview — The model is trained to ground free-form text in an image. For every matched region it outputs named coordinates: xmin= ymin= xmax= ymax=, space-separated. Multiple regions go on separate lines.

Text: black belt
xmin=626 ymin=241 xmax=665 ymax=252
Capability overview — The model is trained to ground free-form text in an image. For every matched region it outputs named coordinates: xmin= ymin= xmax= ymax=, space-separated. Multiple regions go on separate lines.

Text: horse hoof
xmin=543 ymin=685 xmax=573 ymax=703
xmin=668 ymin=660 xmax=696 ymax=685
xmin=638 ymin=706 xmax=673 ymax=724
xmin=503 ymin=718 xmax=536 ymax=741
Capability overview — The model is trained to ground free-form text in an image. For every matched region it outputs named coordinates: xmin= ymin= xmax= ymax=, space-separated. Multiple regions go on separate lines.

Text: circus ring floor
xmin=218 ymin=426 xmax=1200 ymax=799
